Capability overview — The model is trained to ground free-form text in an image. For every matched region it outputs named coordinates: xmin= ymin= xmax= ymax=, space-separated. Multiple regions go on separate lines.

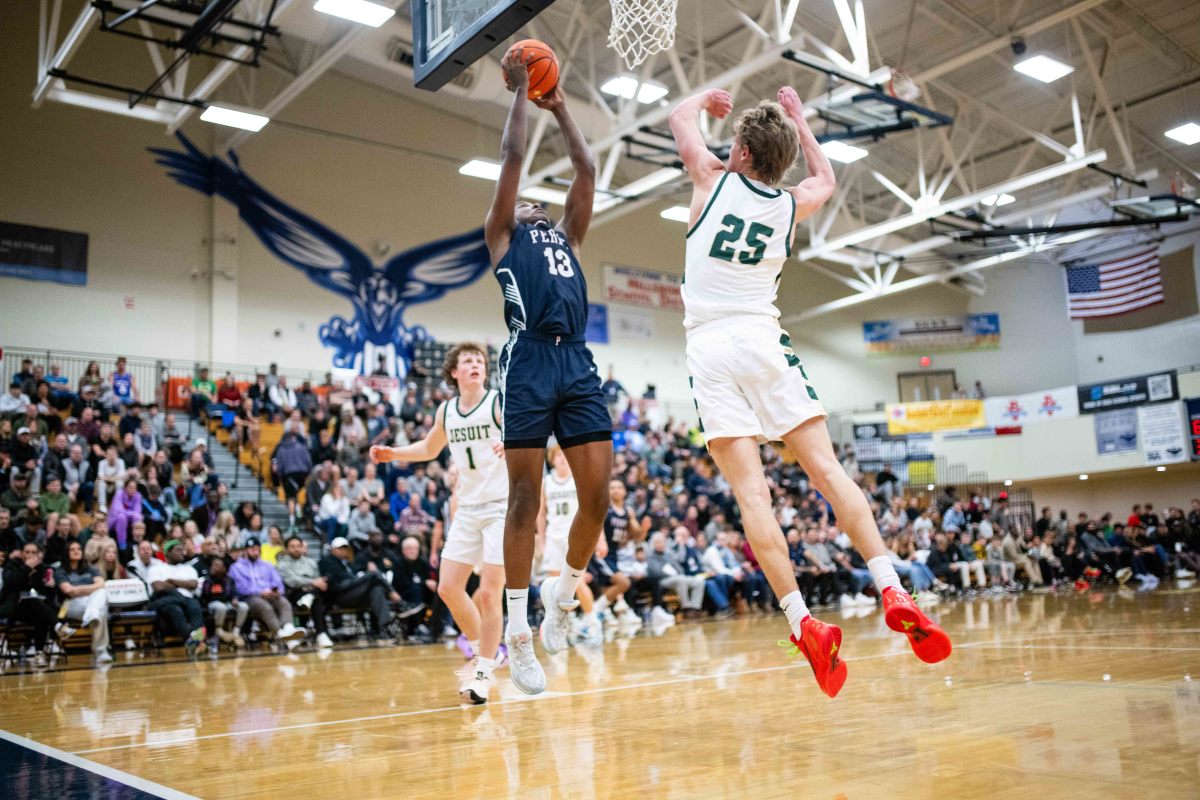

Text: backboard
xmin=411 ymin=0 xmax=557 ymax=91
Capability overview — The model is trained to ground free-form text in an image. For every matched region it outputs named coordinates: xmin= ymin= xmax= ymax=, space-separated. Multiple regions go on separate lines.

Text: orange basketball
xmin=504 ymin=38 xmax=559 ymax=100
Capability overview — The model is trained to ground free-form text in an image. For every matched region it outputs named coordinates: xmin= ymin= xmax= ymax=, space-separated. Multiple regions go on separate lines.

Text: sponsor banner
xmin=0 ymin=220 xmax=88 ymax=286
xmin=984 ymin=385 xmax=1079 ymax=427
xmin=603 ymin=263 xmax=684 ymax=312
xmin=1094 ymin=408 xmax=1138 ymax=455
xmin=863 ymin=313 xmax=1000 ymax=355
xmin=585 ymin=303 xmax=609 ymax=345
xmin=886 ymin=399 xmax=985 ymax=434
xmin=852 ymin=427 xmax=933 ymax=484
xmin=1138 ymin=402 xmax=1188 ymax=466
xmin=1077 ymin=370 xmax=1178 ymax=413
xmin=609 ymin=307 xmax=656 ymax=340
xmin=1187 ymin=398 xmax=1200 ymax=462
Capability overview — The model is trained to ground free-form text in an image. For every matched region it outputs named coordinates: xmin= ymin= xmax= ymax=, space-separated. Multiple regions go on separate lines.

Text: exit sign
xmin=919 ymin=356 xmax=932 ymax=368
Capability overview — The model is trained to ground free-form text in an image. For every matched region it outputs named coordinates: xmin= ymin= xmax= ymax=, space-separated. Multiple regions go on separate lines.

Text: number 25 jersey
xmin=494 ymin=223 xmax=588 ymax=336
xmin=681 ymin=172 xmax=797 ymax=330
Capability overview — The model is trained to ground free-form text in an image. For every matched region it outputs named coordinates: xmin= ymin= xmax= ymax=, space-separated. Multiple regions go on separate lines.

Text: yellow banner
xmin=886 ymin=399 xmax=986 ymax=434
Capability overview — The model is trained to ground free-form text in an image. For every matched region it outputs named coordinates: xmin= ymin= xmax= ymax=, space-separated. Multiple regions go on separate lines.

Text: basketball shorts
xmin=541 ymin=527 xmax=570 ymax=573
xmin=498 ymin=332 xmax=613 ymax=449
xmin=441 ymin=499 xmax=506 ymax=567
xmin=685 ymin=314 xmax=827 ymax=444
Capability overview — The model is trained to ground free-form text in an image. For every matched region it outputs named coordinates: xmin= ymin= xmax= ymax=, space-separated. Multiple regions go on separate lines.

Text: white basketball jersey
xmin=543 ymin=472 xmax=578 ymax=540
xmin=682 ymin=171 xmax=797 ymax=329
xmin=443 ymin=390 xmax=507 ymax=506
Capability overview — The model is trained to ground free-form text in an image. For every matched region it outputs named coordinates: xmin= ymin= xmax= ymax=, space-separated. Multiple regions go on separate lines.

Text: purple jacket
xmin=228 ymin=557 xmax=284 ymax=598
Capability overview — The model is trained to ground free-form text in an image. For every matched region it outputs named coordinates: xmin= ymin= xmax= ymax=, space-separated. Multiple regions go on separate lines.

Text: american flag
xmin=1064 ymin=247 xmax=1163 ymax=319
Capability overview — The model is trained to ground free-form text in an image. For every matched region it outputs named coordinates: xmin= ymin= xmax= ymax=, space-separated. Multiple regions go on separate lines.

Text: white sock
xmin=558 ymin=564 xmax=585 ymax=604
xmin=505 ymin=588 xmax=530 ymax=636
xmin=867 ymin=556 xmax=904 ymax=593
xmin=780 ymin=590 xmax=810 ymax=639
xmin=469 ymin=639 xmax=480 ymax=658
xmin=475 ymin=656 xmax=494 ymax=676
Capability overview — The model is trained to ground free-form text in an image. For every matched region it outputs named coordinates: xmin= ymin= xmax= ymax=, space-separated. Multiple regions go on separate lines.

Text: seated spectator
xmin=127 ymin=539 xmax=157 ymax=586
xmin=233 ymin=397 xmax=259 ymax=453
xmin=354 ymin=528 xmax=399 ymax=577
xmin=11 ymin=426 xmax=41 ymax=491
xmin=310 ymin=428 xmax=336 ymax=466
xmin=736 ymin=533 xmax=771 ymax=611
xmin=44 ymin=512 xmax=78 ymax=566
xmin=161 ymin=414 xmax=184 ymax=464
xmin=703 ymin=531 xmax=749 ymax=612
xmin=190 ymin=368 xmax=216 ymax=419
xmin=317 ymin=483 xmax=351 ymax=544
xmin=319 ymin=536 xmax=402 ymax=644
xmin=95 ymin=446 xmax=125 ymax=514
xmin=889 ymin=533 xmax=940 ymax=601
xmin=228 ymin=537 xmax=306 ymax=650
xmin=276 ymin=535 xmax=333 ymax=649
xmin=296 ymin=380 xmax=319 ymax=418
xmin=801 ymin=527 xmax=840 ymax=607
xmin=117 ymin=432 xmax=140 ymax=470
xmin=1002 ymin=529 xmax=1043 ymax=586
xmin=260 ymin=526 xmax=285 ymax=564
xmin=925 ymin=532 xmax=967 ymax=592
xmin=396 ymin=492 xmax=434 ymax=539
xmin=55 ymin=540 xmax=112 ymax=664
xmin=248 ymin=374 xmax=276 ymax=421
xmin=954 ymin=530 xmax=989 ymax=590
xmin=347 ymin=498 xmax=376 ymax=548
xmin=215 ymin=374 xmax=242 ymax=410
xmin=191 ymin=488 xmax=225 ymax=538
xmin=0 ymin=541 xmax=70 ymax=667
xmin=134 ymin=421 xmax=157 ymax=463
xmin=1 ymin=380 xmax=31 ymax=419
xmin=108 ymin=477 xmax=143 ymax=552
xmin=147 ymin=539 xmax=206 ymax=656
xmin=587 ymin=536 xmax=636 ymax=625
xmin=648 ymin=531 xmax=704 ymax=616
xmin=38 ymin=476 xmax=70 ymax=521
xmin=391 ymin=536 xmax=434 ymax=640
xmin=180 ymin=448 xmax=211 ymax=508
xmin=306 ymin=463 xmax=334 ymax=521
xmin=200 ymin=556 xmax=246 ymax=649
xmin=63 ymin=443 xmax=93 ymax=512
xmin=985 ymin=535 xmax=1017 ymax=588
xmin=269 ymin=376 xmax=297 ymax=418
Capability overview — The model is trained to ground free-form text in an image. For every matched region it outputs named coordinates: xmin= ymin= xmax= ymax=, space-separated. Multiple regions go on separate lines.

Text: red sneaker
xmin=785 ymin=616 xmax=848 ymax=698
xmin=882 ymin=587 xmax=952 ymax=664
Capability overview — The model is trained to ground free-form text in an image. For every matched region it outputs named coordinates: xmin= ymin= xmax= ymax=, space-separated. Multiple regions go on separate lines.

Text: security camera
xmin=1010 ymin=36 xmax=1026 ymax=56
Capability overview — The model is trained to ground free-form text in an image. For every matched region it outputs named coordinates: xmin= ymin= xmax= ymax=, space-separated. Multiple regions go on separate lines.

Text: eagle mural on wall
xmin=150 ymin=133 xmax=491 ymax=378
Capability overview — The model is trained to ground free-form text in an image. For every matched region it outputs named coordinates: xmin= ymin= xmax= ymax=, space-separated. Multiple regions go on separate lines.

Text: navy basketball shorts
xmin=498 ymin=332 xmax=613 ymax=450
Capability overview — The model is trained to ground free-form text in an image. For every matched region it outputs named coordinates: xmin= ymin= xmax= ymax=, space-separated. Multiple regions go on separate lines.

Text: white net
xmin=608 ymin=0 xmax=678 ymax=70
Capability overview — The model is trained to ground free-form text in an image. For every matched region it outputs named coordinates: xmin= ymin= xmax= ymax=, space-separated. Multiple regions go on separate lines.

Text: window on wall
xmin=898 ymin=370 xmax=957 ymax=402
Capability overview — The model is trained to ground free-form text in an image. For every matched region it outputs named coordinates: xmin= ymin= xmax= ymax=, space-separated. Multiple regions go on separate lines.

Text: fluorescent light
xmin=982 ymin=193 xmax=1016 ymax=207
xmin=1164 ymin=122 xmax=1200 ymax=146
xmin=661 ymin=205 xmax=690 ymax=223
xmin=1003 ymin=479 xmax=1013 ymax=486
xmin=521 ymin=186 xmax=567 ymax=206
xmin=600 ymin=75 xmax=669 ymax=104
xmin=1156 ymin=465 xmax=1167 ymax=472
xmin=820 ymin=141 xmax=868 ymax=164
xmin=313 ymin=0 xmax=395 ymax=27
xmin=1013 ymin=54 xmax=1074 ymax=83
xmin=200 ymin=105 xmax=269 ymax=132
xmin=1079 ymin=473 xmax=1088 ymax=481
xmin=460 ymin=159 xmax=501 ymax=180
xmin=926 ymin=484 xmax=935 ymax=491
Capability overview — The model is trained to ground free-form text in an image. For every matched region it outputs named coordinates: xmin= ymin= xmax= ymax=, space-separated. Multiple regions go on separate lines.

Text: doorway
xmin=898 ymin=370 xmax=957 ymax=402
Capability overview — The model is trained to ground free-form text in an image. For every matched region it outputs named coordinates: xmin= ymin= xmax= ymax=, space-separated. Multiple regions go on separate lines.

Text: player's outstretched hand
xmin=491 ymin=441 xmax=506 ymax=460
xmin=502 ymin=49 xmax=531 ymax=93
xmin=532 ymin=84 xmax=564 ymax=112
xmin=704 ymin=89 xmax=733 ymax=119
xmin=368 ymin=445 xmax=391 ymax=464
xmin=778 ymin=86 xmax=803 ymax=117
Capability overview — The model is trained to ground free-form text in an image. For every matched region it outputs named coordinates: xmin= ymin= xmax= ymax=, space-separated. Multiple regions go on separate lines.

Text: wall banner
xmin=863 ymin=313 xmax=1000 ymax=355
xmin=586 ymin=303 xmax=609 ymax=345
xmin=1094 ymin=408 xmax=1138 ymax=455
xmin=984 ymin=385 xmax=1079 ymax=427
xmin=885 ymin=399 xmax=986 ymax=434
xmin=1077 ymin=370 xmax=1178 ymax=413
xmin=0 ymin=220 xmax=88 ymax=286
xmin=1138 ymin=401 xmax=1188 ymax=466
xmin=603 ymin=263 xmax=684 ymax=312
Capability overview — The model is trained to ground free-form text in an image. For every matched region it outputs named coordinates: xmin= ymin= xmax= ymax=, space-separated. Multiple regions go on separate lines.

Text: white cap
xmin=330 ymin=536 xmax=351 ymax=550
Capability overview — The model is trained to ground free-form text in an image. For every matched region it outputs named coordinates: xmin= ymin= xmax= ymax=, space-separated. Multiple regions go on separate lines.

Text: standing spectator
xmin=601 ymin=367 xmax=627 ymax=421
xmin=108 ymin=478 xmax=143 ymax=552
xmin=110 ymin=357 xmax=139 ymax=406
xmin=318 ymin=537 xmax=401 ymax=644
xmin=190 ymin=368 xmax=216 ymax=419
xmin=276 ymin=535 xmax=334 ymax=649
xmin=271 ymin=430 xmax=312 ymax=530
xmin=146 ymin=539 xmax=206 ymax=656
xmin=55 ymin=540 xmax=112 ymax=664
xmin=77 ymin=361 xmax=104 ymax=397
xmin=228 ymin=537 xmax=306 ymax=650
xmin=199 ymin=556 xmax=247 ymax=649
xmin=0 ymin=542 xmax=67 ymax=667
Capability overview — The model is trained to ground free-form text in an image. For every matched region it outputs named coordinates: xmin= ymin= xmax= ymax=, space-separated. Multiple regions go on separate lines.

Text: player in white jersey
xmin=536 ymin=445 xmax=601 ymax=646
xmin=370 ymin=343 xmax=507 ymax=704
xmin=669 ymin=86 xmax=951 ymax=699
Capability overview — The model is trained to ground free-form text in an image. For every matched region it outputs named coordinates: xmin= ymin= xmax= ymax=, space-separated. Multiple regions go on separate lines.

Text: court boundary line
xmin=0 ymin=727 xmax=198 ymax=800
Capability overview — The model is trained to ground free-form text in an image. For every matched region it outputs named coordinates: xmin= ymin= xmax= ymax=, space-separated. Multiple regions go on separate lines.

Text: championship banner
xmin=863 ymin=313 xmax=1000 ymax=355
xmin=585 ymin=303 xmax=609 ymax=344
xmin=1138 ymin=402 xmax=1188 ymax=466
xmin=1077 ymin=370 xmax=1177 ymax=413
xmin=0 ymin=220 xmax=88 ymax=286
xmin=1187 ymin=398 xmax=1200 ymax=462
xmin=886 ymin=399 xmax=985 ymax=434
xmin=603 ymin=263 xmax=684 ymax=312
xmin=1094 ymin=408 xmax=1138 ymax=455
xmin=984 ymin=385 xmax=1079 ymax=427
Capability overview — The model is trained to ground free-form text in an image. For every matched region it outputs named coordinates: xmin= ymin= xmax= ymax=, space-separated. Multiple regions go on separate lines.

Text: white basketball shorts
xmin=685 ymin=314 xmax=827 ymax=444
xmin=441 ymin=499 xmax=506 ymax=567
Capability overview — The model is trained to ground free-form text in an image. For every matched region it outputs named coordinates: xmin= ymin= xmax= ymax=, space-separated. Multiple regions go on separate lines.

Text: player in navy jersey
xmin=484 ymin=49 xmax=614 ymax=695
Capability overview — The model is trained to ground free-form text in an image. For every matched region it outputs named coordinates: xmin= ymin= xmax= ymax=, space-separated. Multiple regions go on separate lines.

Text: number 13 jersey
xmin=681 ymin=172 xmax=797 ymax=330
xmin=495 ymin=222 xmax=588 ymax=336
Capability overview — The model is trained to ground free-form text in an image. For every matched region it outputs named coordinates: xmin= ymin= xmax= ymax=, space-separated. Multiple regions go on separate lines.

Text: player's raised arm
xmin=536 ymin=87 xmax=595 ymax=251
xmin=369 ymin=402 xmax=449 ymax=464
xmin=668 ymin=89 xmax=733 ymax=222
xmin=485 ymin=50 xmax=532 ymax=264
xmin=777 ymin=86 xmax=835 ymax=221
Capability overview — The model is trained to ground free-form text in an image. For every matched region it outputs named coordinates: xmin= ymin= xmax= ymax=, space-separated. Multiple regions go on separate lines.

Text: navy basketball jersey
xmin=494 ymin=223 xmax=588 ymax=336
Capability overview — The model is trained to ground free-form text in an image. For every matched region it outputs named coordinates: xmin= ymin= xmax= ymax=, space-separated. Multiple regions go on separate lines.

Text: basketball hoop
xmin=887 ymin=68 xmax=920 ymax=103
xmin=608 ymin=0 xmax=678 ymax=70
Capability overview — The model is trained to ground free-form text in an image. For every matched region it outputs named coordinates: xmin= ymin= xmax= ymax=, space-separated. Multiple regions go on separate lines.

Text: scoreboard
xmin=1189 ymin=398 xmax=1200 ymax=461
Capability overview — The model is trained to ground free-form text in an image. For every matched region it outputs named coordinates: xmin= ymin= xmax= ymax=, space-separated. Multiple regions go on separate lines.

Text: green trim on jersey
xmin=491 ymin=391 xmax=503 ymax=430
xmin=437 ymin=400 xmax=448 ymax=430
xmin=686 ymin=172 xmax=730 ymax=239
xmin=737 ymin=173 xmax=782 ymax=199
xmin=688 ymin=376 xmax=705 ymax=433
xmin=455 ymin=389 xmax=490 ymax=419
xmin=785 ymin=191 xmax=797 ymax=258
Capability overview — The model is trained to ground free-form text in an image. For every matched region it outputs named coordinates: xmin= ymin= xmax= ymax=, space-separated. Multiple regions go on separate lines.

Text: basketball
xmin=504 ymin=38 xmax=559 ymax=100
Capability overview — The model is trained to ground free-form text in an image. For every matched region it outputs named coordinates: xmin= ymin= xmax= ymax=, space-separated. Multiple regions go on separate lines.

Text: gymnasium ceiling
xmin=25 ymin=0 xmax=1200 ymax=317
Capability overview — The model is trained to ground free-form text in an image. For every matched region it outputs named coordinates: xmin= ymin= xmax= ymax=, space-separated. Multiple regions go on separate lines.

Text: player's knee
xmin=475 ymin=584 xmax=498 ymax=610
xmin=575 ymin=491 xmax=607 ymax=528
xmin=614 ymin=573 xmax=631 ymax=591
xmin=436 ymin=581 xmax=462 ymax=604
xmin=508 ymin=482 xmax=540 ymax=520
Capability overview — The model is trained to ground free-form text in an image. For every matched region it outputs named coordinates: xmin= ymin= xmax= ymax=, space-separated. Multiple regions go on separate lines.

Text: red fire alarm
xmin=919 ymin=356 xmax=932 ymax=368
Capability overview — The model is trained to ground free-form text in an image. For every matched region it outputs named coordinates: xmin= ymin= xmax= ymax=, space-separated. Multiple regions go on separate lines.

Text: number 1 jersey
xmin=443 ymin=390 xmax=508 ymax=507
xmin=681 ymin=172 xmax=797 ymax=330
xmin=494 ymin=222 xmax=588 ymax=336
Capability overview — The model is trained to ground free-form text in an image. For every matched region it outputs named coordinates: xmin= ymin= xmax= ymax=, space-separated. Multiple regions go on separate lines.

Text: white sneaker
xmin=577 ymin=614 xmax=604 ymax=647
xmin=617 ymin=608 xmax=642 ymax=629
xmin=124 ymin=638 xmax=137 ymax=651
xmin=838 ymin=593 xmax=855 ymax=608
xmin=506 ymin=631 xmax=546 ymax=695
xmin=598 ymin=607 xmax=618 ymax=627
xmin=95 ymin=651 xmax=114 ymax=665
xmin=316 ymin=632 xmax=334 ymax=649
xmin=852 ymin=593 xmax=874 ymax=607
xmin=461 ymin=666 xmax=492 ymax=705
xmin=915 ymin=591 xmax=940 ymax=605
xmin=285 ymin=637 xmax=301 ymax=652
xmin=650 ymin=606 xmax=676 ymax=627
xmin=1175 ymin=568 xmax=1196 ymax=579
xmin=296 ymin=593 xmax=315 ymax=610
xmin=538 ymin=577 xmax=579 ymax=655
xmin=277 ymin=624 xmax=306 ymax=642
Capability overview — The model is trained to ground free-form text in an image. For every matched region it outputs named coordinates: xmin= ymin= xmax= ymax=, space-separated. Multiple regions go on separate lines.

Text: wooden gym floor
xmin=1 ymin=587 xmax=1198 ymax=799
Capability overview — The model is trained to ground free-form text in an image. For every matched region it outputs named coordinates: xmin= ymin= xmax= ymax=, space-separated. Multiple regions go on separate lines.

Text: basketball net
xmin=887 ymin=68 xmax=920 ymax=103
xmin=608 ymin=0 xmax=678 ymax=70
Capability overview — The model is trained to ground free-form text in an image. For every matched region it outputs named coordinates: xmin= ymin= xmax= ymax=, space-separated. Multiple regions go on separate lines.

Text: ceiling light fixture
xmin=820 ymin=141 xmax=868 ymax=164
xmin=1164 ymin=122 xmax=1200 ymax=146
xmin=600 ymin=75 xmax=669 ymax=104
xmin=982 ymin=193 xmax=1016 ymax=207
xmin=200 ymin=105 xmax=269 ymax=132
xmin=660 ymin=205 xmax=690 ymax=223
xmin=1013 ymin=54 xmax=1074 ymax=83
xmin=313 ymin=0 xmax=395 ymax=27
